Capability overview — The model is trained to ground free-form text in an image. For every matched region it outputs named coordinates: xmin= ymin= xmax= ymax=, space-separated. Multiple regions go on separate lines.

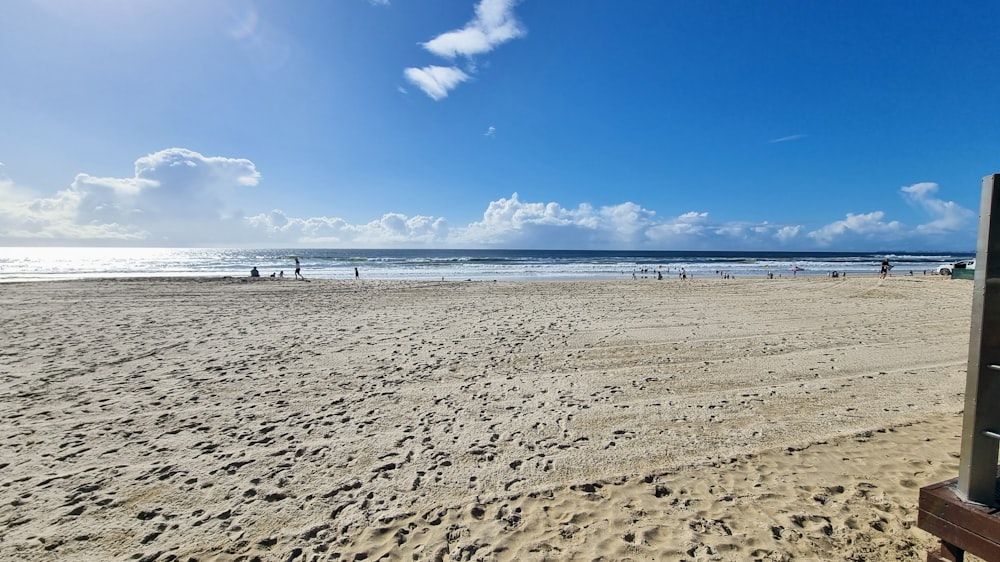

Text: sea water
xmin=0 ymin=247 xmax=973 ymax=283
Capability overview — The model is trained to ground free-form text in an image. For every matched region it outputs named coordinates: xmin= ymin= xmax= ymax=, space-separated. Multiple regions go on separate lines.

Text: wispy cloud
xmin=403 ymin=0 xmax=525 ymax=101
xmin=769 ymin=134 xmax=807 ymax=144
xmin=485 ymin=125 xmax=496 ymax=137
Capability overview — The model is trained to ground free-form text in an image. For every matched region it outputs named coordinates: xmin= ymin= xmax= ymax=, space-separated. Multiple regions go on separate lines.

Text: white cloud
xmin=246 ymin=197 xmax=803 ymax=251
xmin=0 ymin=151 xmax=976 ymax=250
xmin=456 ymin=194 xmax=664 ymax=249
xmin=901 ymin=181 xmax=975 ymax=234
xmin=901 ymin=182 xmax=937 ymax=198
xmin=422 ymin=0 xmax=525 ymax=58
xmin=403 ymin=66 xmax=470 ymax=101
xmin=643 ymin=214 xmax=817 ymax=250
xmin=404 ymin=0 xmax=525 ymax=100
xmin=769 ymin=134 xmax=807 ymax=144
xmin=775 ymin=225 xmax=803 ymax=241
xmin=802 ymin=182 xmax=974 ymax=248
xmin=246 ymin=209 xmax=449 ymax=247
xmin=807 ymin=211 xmax=905 ymax=246
xmin=0 ymin=148 xmax=260 ymax=244
xmin=645 ymin=211 xmax=708 ymax=238
xmin=485 ymin=125 xmax=496 ymax=137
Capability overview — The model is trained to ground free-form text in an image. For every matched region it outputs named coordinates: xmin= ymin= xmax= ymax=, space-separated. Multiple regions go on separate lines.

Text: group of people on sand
xmin=250 ymin=267 xmax=285 ymax=279
xmin=249 ymin=258 xmax=361 ymax=281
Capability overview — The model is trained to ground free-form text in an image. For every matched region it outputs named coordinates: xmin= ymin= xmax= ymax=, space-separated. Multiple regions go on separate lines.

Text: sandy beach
xmin=0 ymin=275 xmax=976 ymax=561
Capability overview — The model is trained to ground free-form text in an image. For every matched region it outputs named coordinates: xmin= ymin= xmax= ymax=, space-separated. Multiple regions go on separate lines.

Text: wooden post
xmin=957 ymin=173 xmax=1000 ymax=505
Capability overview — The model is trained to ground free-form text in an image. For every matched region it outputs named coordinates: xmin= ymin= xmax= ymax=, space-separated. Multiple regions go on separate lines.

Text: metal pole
xmin=957 ymin=173 xmax=1000 ymax=505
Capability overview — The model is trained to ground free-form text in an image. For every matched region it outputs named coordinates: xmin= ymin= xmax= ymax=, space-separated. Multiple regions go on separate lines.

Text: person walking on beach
xmin=294 ymin=257 xmax=303 ymax=280
xmin=880 ymin=258 xmax=890 ymax=279
xmin=355 ymin=267 xmax=359 ymax=280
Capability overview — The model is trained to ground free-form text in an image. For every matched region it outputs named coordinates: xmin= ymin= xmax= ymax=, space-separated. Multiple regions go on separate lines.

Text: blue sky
xmin=1 ymin=0 xmax=997 ymax=250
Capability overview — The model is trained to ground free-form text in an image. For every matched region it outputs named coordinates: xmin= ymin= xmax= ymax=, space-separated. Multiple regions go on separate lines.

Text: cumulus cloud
xmin=454 ymin=194 xmax=805 ymax=250
xmin=807 ymin=211 xmax=905 ymax=246
xmin=0 ymin=148 xmax=260 ymax=245
xmin=0 ymin=174 xmax=145 ymax=241
xmin=646 ymin=211 xmax=709 ymax=239
xmin=71 ymin=148 xmax=259 ymax=228
xmin=254 ymin=195 xmax=766 ymax=250
xmin=403 ymin=66 xmax=470 ymax=101
xmin=0 ymin=150 xmax=977 ymax=250
xmin=403 ymin=0 xmax=525 ymax=100
xmin=801 ymin=182 xmax=974 ymax=248
xmin=454 ymin=193 xmax=637 ymax=248
xmin=246 ymin=209 xmax=448 ymax=247
xmin=643 ymin=213 xmax=809 ymax=250
xmin=901 ymin=181 xmax=975 ymax=234
xmin=775 ymin=225 xmax=803 ymax=242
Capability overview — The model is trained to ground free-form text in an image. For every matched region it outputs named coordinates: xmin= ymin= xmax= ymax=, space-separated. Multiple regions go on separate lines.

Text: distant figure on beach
xmin=279 ymin=271 xmax=284 ymax=278
xmin=355 ymin=267 xmax=359 ymax=280
xmin=250 ymin=266 xmax=260 ymax=278
xmin=295 ymin=257 xmax=303 ymax=280
xmin=880 ymin=258 xmax=890 ymax=279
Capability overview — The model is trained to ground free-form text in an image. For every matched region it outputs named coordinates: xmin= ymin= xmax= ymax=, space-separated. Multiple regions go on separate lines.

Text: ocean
xmin=0 ymin=247 xmax=973 ymax=283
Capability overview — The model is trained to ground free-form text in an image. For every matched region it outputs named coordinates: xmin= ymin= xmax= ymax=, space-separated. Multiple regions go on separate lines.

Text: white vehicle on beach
xmin=937 ymin=260 xmax=975 ymax=276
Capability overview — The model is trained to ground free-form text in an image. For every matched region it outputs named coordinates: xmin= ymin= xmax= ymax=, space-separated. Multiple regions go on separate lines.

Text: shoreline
xmin=0 ymin=276 xmax=974 ymax=560
xmin=0 ymin=269 xmax=929 ymax=285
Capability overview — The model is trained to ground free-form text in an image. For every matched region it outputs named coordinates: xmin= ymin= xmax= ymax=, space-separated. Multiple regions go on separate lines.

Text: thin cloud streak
xmin=769 ymin=134 xmax=807 ymax=144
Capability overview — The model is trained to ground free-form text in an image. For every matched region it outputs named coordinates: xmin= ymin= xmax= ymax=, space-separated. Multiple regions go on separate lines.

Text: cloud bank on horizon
xmin=0 ymin=148 xmax=976 ymax=251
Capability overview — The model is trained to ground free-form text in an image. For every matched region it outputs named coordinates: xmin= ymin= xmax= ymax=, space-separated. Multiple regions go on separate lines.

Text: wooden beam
xmin=918 ymin=475 xmax=1000 ymax=562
